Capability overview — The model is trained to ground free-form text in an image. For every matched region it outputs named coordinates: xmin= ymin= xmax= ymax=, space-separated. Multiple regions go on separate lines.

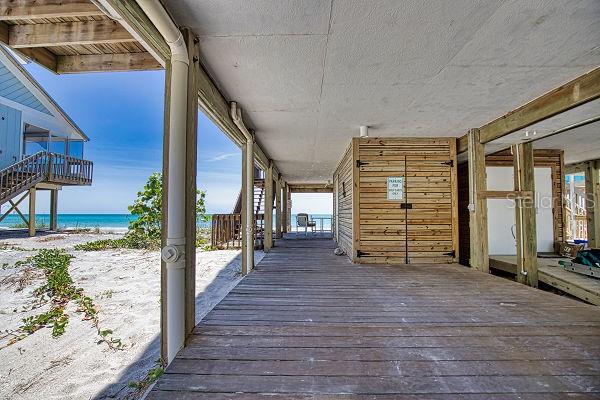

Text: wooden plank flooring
xmin=490 ymin=255 xmax=600 ymax=306
xmin=148 ymin=239 xmax=600 ymax=399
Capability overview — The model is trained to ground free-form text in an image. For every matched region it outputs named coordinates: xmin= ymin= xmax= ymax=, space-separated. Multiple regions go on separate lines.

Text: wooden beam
xmin=13 ymin=47 xmax=57 ymax=72
xmin=467 ymin=129 xmax=489 ymax=273
xmin=57 ymin=52 xmax=161 ymax=73
xmin=275 ymin=178 xmax=282 ymax=239
xmin=513 ymin=141 xmax=538 ymax=287
xmin=458 ymin=67 xmax=600 ymax=153
xmin=289 ymin=183 xmax=333 ymax=193
xmin=264 ymin=163 xmax=274 ymax=251
xmin=0 ymin=0 xmax=104 ymax=20
xmin=241 ymin=139 xmax=254 ymax=275
xmin=585 ymin=160 xmax=600 ymax=248
xmin=9 ymin=20 xmax=135 ymax=48
xmin=565 ymin=160 xmax=593 ymax=175
xmin=477 ymin=190 xmax=534 ymax=199
xmin=183 ymin=28 xmax=199 ymax=339
xmin=282 ymin=182 xmax=289 ymax=233
xmin=28 ymin=187 xmax=36 ymax=237
xmin=103 ymin=0 xmax=169 ymax=63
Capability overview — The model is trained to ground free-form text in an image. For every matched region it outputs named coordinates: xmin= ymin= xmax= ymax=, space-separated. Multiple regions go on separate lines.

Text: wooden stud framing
xmin=585 ymin=160 xmax=600 ymax=248
xmin=183 ymin=28 xmax=199 ymax=339
xmin=27 ymin=187 xmax=35 ymax=237
xmin=513 ymin=142 xmax=538 ymax=287
xmin=467 ymin=129 xmax=489 ymax=273
xmin=275 ymin=178 xmax=282 ymax=239
xmin=457 ymin=67 xmax=600 ymax=153
xmin=264 ymin=163 xmax=274 ymax=251
xmin=49 ymin=189 xmax=58 ymax=231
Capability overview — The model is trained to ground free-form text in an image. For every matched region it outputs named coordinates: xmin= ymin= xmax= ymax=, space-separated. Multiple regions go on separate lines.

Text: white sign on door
xmin=387 ymin=176 xmax=404 ymax=200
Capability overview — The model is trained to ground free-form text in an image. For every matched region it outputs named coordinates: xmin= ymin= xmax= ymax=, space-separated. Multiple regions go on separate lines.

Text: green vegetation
xmin=76 ymin=172 xmax=208 ymax=251
xmin=2 ymin=249 xmax=125 ymax=350
xmin=127 ymin=358 xmax=165 ymax=396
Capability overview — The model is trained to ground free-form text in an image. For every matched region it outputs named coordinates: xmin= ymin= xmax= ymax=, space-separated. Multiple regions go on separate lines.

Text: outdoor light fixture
xmin=360 ymin=126 xmax=369 ymax=137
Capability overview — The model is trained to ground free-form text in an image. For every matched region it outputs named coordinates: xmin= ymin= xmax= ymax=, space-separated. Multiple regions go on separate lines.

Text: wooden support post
xmin=159 ymin=59 xmax=172 ymax=362
xmin=264 ymin=163 xmax=274 ymax=251
xmin=513 ymin=142 xmax=538 ymax=287
xmin=275 ymin=178 xmax=282 ymax=239
xmin=183 ymin=28 xmax=199 ymax=338
xmin=28 ymin=187 xmax=36 ymax=237
xmin=585 ymin=160 xmax=600 ymax=248
xmin=282 ymin=182 xmax=289 ymax=234
xmin=49 ymin=189 xmax=58 ymax=231
xmin=241 ymin=138 xmax=254 ymax=275
xmin=467 ymin=129 xmax=489 ymax=273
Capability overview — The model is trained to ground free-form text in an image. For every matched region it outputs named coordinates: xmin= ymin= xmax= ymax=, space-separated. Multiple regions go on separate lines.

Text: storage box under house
xmin=333 ymin=137 xmax=459 ymax=264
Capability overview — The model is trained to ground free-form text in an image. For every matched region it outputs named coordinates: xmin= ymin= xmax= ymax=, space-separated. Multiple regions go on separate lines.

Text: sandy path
xmin=0 ymin=231 xmax=263 ymax=400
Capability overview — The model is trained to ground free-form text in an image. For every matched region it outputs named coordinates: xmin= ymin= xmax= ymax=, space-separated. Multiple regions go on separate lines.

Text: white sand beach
xmin=0 ymin=231 xmax=263 ymax=400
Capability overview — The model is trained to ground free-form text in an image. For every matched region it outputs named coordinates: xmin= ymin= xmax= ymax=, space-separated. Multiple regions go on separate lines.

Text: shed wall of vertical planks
xmin=334 ymin=137 xmax=459 ymax=264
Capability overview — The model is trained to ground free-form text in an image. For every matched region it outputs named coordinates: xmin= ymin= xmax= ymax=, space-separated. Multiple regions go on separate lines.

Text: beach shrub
xmin=1 ymin=249 xmax=125 ymax=350
xmin=127 ymin=172 xmax=208 ymax=242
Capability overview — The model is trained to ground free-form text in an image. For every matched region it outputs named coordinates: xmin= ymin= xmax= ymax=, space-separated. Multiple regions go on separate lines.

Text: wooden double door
xmin=354 ymin=138 xmax=458 ymax=264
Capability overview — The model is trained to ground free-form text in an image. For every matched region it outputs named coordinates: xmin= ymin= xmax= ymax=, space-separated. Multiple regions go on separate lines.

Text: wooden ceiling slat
xmin=0 ymin=0 xmax=104 ymax=21
xmin=9 ymin=20 xmax=136 ymax=48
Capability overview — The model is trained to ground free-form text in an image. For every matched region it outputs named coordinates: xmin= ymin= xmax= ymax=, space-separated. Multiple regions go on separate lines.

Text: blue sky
xmin=24 ymin=63 xmax=332 ymax=215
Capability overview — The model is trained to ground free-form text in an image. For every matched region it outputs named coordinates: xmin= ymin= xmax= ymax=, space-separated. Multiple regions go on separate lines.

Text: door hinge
xmin=356 ymin=160 xmax=369 ymax=167
xmin=443 ymin=250 xmax=456 ymax=258
xmin=442 ymin=160 xmax=454 ymax=167
xmin=356 ymin=250 xmax=369 ymax=257
xmin=400 ymin=203 xmax=413 ymax=209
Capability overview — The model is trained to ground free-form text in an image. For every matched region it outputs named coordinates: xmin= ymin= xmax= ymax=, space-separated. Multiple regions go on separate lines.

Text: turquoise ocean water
xmin=0 ymin=213 xmax=332 ymax=230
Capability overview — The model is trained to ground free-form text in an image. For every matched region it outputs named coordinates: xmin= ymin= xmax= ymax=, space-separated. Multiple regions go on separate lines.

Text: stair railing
xmin=0 ymin=151 xmax=49 ymax=204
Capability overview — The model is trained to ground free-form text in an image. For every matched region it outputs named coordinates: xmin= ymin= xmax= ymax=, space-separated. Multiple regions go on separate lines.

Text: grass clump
xmin=127 ymin=359 xmax=164 ymax=397
xmin=1 ymin=249 xmax=125 ymax=350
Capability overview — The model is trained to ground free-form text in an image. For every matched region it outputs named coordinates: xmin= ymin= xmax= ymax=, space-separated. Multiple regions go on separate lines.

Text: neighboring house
xmin=0 ymin=46 xmax=93 ymax=235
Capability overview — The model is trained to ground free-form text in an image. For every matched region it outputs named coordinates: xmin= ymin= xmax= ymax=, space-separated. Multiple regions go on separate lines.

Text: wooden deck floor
xmin=490 ymin=255 xmax=600 ymax=306
xmin=148 ymin=239 xmax=600 ymax=399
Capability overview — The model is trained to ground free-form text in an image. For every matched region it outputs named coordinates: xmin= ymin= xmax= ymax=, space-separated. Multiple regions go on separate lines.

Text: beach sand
xmin=0 ymin=230 xmax=263 ymax=400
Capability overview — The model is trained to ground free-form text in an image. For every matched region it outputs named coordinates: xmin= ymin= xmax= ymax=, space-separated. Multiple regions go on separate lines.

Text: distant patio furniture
xmin=297 ymin=213 xmax=316 ymax=235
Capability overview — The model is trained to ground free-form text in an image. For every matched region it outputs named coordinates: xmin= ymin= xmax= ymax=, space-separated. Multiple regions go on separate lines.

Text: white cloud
xmin=206 ymin=153 xmax=237 ymax=162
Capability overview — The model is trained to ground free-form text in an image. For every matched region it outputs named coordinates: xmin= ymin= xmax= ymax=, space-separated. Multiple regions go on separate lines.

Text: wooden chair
xmin=296 ymin=213 xmax=316 ymax=235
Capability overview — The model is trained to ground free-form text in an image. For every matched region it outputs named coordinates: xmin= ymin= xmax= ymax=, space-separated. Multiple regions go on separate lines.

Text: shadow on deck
xmin=148 ymin=237 xmax=600 ymax=399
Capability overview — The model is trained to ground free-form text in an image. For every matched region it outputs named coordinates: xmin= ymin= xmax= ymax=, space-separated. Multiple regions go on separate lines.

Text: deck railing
xmin=211 ymin=213 xmax=265 ymax=250
xmin=211 ymin=213 xmax=242 ymax=249
xmin=0 ymin=151 xmax=93 ymax=205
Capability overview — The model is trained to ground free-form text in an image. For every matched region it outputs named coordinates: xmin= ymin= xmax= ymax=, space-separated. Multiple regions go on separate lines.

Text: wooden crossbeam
xmin=0 ymin=0 xmax=104 ymax=20
xmin=9 ymin=20 xmax=135 ymax=48
xmin=289 ymin=183 xmax=333 ymax=193
xmin=57 ymin=52 xmax=161 ymax=73
xmin=0 ymin=192 xmax=29 ymax=223
xmin=477 ymin=190 xmax=534 ymax=199
xmin=458 ymin=67 xmax=600 ymax=153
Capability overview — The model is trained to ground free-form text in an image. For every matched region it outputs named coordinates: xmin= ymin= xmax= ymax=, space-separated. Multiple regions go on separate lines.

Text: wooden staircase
xmin=0 ymin=151 xmax=93 ymax=206
xmin=213 ymin=176 xmax=276 ymax=250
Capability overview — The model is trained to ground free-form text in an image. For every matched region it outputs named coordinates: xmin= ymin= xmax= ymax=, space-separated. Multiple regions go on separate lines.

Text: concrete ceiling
xmin=167 ymin=0 xmax=600 ymax=183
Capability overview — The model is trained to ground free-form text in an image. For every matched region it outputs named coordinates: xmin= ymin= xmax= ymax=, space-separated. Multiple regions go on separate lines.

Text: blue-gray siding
xmin=0 ymin=63 xmax=51 ymax=115
xmin=0 ymin=103 xmax=22 ymax=170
